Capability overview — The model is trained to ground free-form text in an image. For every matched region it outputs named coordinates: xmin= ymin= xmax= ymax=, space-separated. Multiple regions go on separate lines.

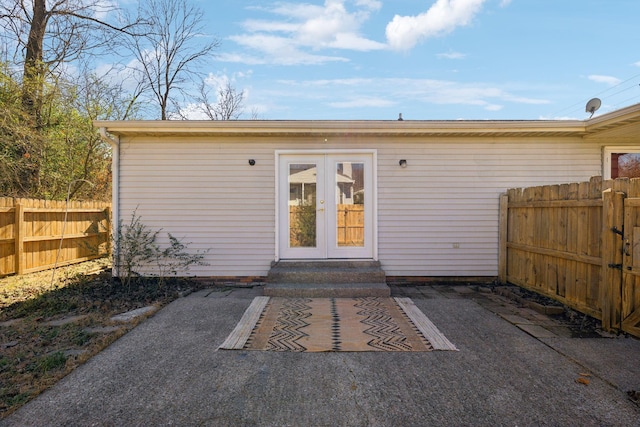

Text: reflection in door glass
xmin=289 ymin=164 xmax=317 ymax=247
xmin=336 ymin=162 xmax=364 ymax=247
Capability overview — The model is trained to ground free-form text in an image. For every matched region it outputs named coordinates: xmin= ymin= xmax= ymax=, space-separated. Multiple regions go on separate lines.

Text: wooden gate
xmin=500 ymin=177 xmax=640 ymax=338
xmin=621 ymin=197 xmax=640 ymax=336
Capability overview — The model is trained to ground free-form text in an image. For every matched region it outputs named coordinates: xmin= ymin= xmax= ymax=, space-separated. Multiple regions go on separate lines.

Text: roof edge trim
xmin=93 ymin=119 xmax=587 ymax=138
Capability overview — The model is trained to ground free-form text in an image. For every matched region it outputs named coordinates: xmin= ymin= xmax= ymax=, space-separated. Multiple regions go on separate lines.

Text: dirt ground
xmin=0 ymin=259 xmax=208 ymax=418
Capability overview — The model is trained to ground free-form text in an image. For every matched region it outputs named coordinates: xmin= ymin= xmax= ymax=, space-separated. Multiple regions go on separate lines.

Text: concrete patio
xmin=2 ymin=285 xmax=639 ymax=426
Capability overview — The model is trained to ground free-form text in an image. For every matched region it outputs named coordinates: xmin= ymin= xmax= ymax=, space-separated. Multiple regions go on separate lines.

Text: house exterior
xmin=95 ymin=103 xmax=640 ymax=280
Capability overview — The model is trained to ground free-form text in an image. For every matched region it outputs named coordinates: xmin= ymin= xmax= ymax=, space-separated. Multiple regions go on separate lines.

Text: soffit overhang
xmin=583 ymin=103 xmax=640 ymax=140
xmin=94 ymin=103 xmax=640 ymax=140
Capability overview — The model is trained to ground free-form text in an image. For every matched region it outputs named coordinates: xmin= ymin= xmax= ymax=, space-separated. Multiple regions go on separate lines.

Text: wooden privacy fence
xmin=337 ymin=204 xmax=364 ymax=246
xmin=289 ymin=204 xmax=364 ymax=247
xmin=0 ymin=197 xmax=111 ymax=277
xmin=499 ymin=176 xmax=640 ymax=337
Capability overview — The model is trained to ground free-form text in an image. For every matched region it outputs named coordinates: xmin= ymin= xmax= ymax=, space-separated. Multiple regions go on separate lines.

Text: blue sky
xmin=192 ymin=0 xmax=640 ymax=120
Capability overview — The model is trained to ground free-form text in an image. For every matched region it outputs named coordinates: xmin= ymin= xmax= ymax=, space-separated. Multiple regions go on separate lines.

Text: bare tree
xmin=619 ymin=154 xmax=640 ymax=178
xmin=194 ymin=80 xmax=245 ymax=120
xmin=124 ymin=0 xmax=220 ymax=120
xmin=0 ymin=0 xmax=140 ymax=194
xmin=75 ymin=64 xmax=147 ymax=121
xmin=0 ymin=0 xmax=139 ymax=124
xmin=0 ymin=62 xmax=38 ymax=196
xmin=62 ymin=66 xmax=148 ymax=199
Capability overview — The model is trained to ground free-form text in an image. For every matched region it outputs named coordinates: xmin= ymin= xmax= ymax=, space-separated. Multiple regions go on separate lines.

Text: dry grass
xmin=0 ymin=260 xmax=207 ymax=418
xmin=0 ymin=260 xmax=109 ymax=307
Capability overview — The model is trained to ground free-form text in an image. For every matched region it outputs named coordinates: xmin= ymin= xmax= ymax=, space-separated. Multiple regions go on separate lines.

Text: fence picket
xmin=500 ymin=176 xmax=640 ymax=337
xmin=0 ymin=198 xmax=110 ymax=277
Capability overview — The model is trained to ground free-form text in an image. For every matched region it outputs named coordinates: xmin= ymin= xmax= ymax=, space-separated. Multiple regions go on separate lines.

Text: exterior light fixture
xmin=249 ymin=159 xmax=256 ymax=166
xmin=399 ymin=159 xmax=407 ymax=168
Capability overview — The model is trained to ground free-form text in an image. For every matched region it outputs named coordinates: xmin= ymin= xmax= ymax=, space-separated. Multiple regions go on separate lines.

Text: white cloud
xmin=242 ymin=20 xmax=299 ymax=33
xmin=354 ymin=0 xmax=382 ymax=10
xmin=177 ymin=104 xmax=211 ymax=120
xmin=93 ymin=59 xmax=144 ymax=93
xmin=216 ymin=52 xmax=270 ymax=66
xmin=203 ymin=72 xmax=232 ymax=91
xmin=502 ymin=94 xmax=550 ymax=105
xmin=485 ymin=103 xmax=503 ymax=111
xmin=538 ymin=115 xmax=581 ymax=120
xmin=223 ymin=0 xmax=385 ymax=66
xmin=287 ymin=0 xmax=385 ymax=51
xmin=227 ymin=34 xmax=350 ymax=65
xmin=93 ymin=0 xmax=119 ymax=21
xmin=385 ymin=0 xmax=487 ymax=51
xmin=277 ymin=77 xmax=375 ymax=87
xmin=202 ymin=70 xmax=253 ymax=95
xmin=437 ymin=51 xmax=466 ymax=59
xmin=588 ymin=74 xmax=622 ymax=86
xmin=328 ymin=33 xmax=386 ymax=50
xmin=272 ymin=77 xmax=549 ymax=112
xmin=328 ymin=97 xmax=396 ymax=108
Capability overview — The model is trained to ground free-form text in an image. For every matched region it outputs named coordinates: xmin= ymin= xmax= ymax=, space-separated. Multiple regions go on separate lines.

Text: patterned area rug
xmin=219 ymin=297 xmax=457 ymax=352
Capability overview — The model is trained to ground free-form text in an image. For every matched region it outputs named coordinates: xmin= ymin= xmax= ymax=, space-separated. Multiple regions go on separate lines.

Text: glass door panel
xmin=326 ymin=155 xmax=373 ymax=259
xmin=278 ymin=153 xmax=373 ymax=260
xmin=335 ymin=162 xmax=365 ymax=247
xmin=279 ymin=155 xmax=325 ymax=259
xmin=289 ymin=163 xmax=317 ymax=248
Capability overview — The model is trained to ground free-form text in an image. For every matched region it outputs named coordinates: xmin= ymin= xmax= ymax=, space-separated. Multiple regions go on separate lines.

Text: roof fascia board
xmin=93 ymin=119 xmax=586 ymax=138
xmin=584 ymin=103 xmax=640 ymax=136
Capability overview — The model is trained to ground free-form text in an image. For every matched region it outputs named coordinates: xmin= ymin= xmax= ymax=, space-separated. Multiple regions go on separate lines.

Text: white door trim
xmin=275 ymin=149 xmax=378 ymax=261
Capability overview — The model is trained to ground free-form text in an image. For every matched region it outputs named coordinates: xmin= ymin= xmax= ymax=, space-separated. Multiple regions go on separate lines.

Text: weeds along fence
xmin=499 ymin=176 xmax=640 ymax=338
xmin=0 ymin=197 xmax=111 ymax=277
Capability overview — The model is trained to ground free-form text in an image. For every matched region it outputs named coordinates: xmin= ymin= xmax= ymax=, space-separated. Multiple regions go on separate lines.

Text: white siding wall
xmin=118 ymin=135 xmax=602 ymax=277
xmin=119 ymin=138 xmax=277 ymax=276
xmin=376 ymin=137 xmax=601 ymax=276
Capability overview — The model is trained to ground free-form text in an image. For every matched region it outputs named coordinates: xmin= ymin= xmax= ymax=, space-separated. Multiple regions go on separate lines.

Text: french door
xmin=278 ymin=152 xmax=375 ymax=259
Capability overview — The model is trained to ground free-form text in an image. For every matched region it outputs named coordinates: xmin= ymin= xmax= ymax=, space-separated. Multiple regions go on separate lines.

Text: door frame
xmin=275 ymin=149 xmax=378 ymax=261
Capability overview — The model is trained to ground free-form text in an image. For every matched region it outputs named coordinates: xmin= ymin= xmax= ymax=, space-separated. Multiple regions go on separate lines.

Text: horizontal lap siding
xmin=119 ymin=139 xmax=277 ymax=276
xmin=119 ymin=135 xmax=602 ymax=277
xmin=376 ymin=138 xmax=601 ymax=276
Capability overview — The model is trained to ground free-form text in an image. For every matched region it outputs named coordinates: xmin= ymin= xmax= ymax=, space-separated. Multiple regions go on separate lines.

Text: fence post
xmin=498 ymin=193 xmax=509 ymax=284
xmin=14 ymin=203 xmax=24 ymax=275
xmin=601 ymin=189 xmax=624 ymax=330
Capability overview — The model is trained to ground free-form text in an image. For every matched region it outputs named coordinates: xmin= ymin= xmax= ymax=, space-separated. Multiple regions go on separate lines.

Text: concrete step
xmin=265 ymin=260 xmax=389 ymax=297
xmin=267 ymin=260 xmax=386 ymax=285
xmin=263 ymin=282 xmax=390 ymax=298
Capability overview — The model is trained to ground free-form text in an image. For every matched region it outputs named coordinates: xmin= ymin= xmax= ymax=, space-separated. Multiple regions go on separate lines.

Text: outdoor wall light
xmin=399 ymin=159 xmax=407 ymax=168
xmin=249 ymin=159 xmax=256 ymax=166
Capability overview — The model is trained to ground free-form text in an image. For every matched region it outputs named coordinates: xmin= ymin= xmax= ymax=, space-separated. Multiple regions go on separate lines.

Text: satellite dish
xmin=585 ymin=98 xmax=601 ymax=118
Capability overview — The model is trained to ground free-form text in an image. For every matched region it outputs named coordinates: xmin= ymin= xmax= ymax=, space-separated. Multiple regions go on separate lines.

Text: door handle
xmin=317 ymin=208 xmax=325 ymax=212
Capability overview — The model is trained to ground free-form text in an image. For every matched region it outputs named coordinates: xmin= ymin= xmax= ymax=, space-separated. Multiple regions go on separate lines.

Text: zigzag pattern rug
xmin=219 ymin=297 xmax=457 ymax=352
